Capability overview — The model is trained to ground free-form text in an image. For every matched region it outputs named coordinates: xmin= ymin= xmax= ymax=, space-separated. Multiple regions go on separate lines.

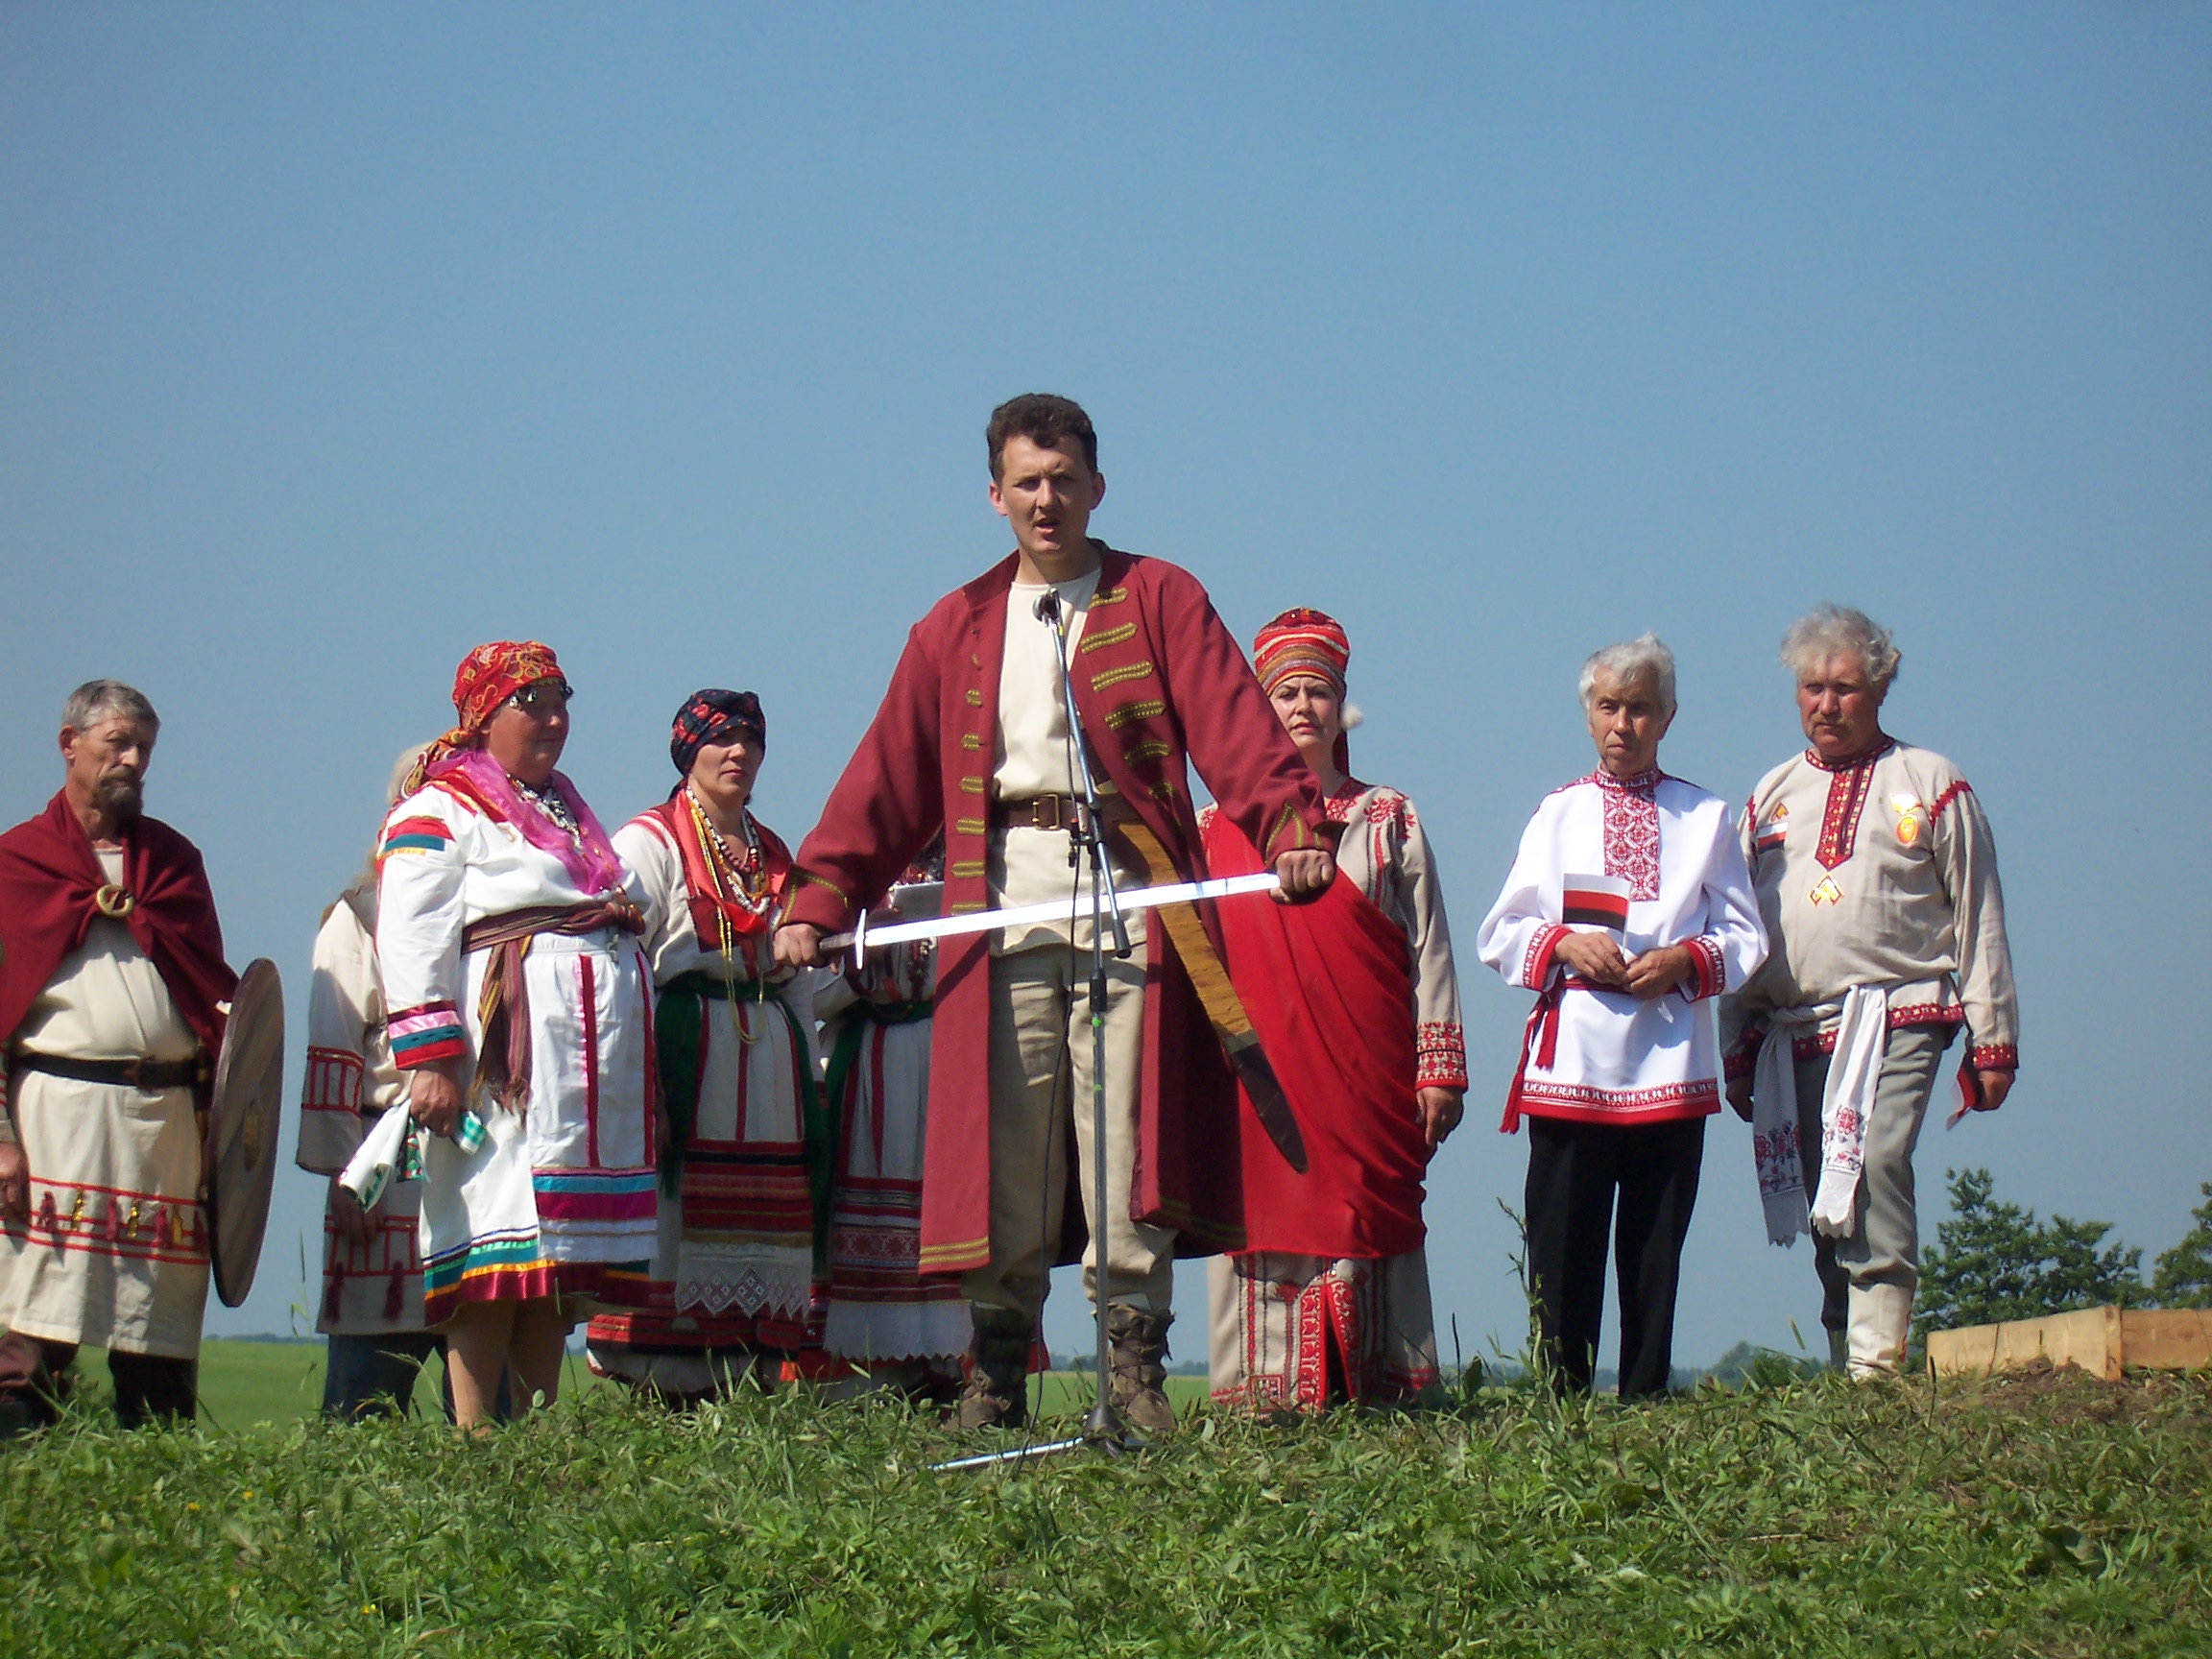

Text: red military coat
xmin=785 ymin=544 xmax=1330 ymax=1274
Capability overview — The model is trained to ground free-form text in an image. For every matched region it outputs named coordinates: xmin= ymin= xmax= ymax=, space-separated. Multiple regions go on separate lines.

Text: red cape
xmin=0 ymin=792 xmax=234 ymax=1054
xmin=1203 ymin=812 xmax=1427 ymax=1260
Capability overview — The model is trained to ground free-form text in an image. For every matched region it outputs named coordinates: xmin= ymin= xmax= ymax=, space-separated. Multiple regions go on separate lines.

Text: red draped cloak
xmin=1202 ymin=813 xmax=1427 ymax=1260
xmin=0 ymin=792 xmax=235 ymax=1056
xmin=785 ymin=546 xmax=1331 ymax=1273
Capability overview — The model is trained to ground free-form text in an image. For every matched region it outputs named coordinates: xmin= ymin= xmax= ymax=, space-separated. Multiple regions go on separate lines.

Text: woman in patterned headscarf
xmin=584 ymin=690 xmax=829 ymax=1402
xmin=1203 ymin=609 xmax=1468 ymax=1412
xmin=376 ymin=641 xmax=655 ymax=1428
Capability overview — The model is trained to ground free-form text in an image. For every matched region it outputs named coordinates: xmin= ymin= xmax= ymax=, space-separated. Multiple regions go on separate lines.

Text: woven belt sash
xmin=8 ymin=1050 xmax=207 ymax=1092
xmin=1501 ymin=975 xmax=1604 ymax=1133
xmin=462 ymin=900 xmax=644 ymax=1114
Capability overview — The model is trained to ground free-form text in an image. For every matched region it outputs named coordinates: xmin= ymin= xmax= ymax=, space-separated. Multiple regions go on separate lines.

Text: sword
xmin=823 ymin=870 xmax=1310 ymax=1172
xmin=822 ymin=871 xmax=1283 ymax=956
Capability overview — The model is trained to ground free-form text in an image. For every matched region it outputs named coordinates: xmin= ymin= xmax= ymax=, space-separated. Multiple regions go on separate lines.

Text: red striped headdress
xmin=1254 ymin=608 xmax=1355 ymax=774
xmin=1253 ymin=608 xmax=1350 ymax=699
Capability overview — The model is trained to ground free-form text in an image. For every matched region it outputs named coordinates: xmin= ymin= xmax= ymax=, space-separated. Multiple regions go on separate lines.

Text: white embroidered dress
xmin=1478 ymin=769 xmax=1767 ymax=1127
xmin=817 ymin=929 xmax=970 ymax=1366
xmin=616 ymin=808 xmax=819 ymax=1323
xmin=375 ymin=777 xmax=657 ymax=1322
xmin=297 ymin=887 xmax=426 ymax=1334
xmin=0 ymin=850 xmax=207 ymax=1358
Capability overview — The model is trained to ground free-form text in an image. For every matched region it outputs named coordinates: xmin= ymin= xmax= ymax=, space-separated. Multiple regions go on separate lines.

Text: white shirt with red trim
xmin=1719 ymin=738 xmax=2018 ymax=1075
xmin=1477 ymin=769 xmax=1767 ymax=1126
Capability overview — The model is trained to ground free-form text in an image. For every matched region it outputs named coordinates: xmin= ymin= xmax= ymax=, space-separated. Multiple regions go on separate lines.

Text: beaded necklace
xmin=684 ymin=786 xmax=773 ymax=1043
xmin=513 ymin=777 xmax=580 ymax=837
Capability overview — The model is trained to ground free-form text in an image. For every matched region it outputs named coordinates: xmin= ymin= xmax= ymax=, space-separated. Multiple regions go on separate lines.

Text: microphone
xmin=1035 ymin=589 xmax=1062 ymax=626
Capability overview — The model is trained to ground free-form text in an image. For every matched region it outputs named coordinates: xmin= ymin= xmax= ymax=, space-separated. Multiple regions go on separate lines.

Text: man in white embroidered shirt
xmin=1720 ymin=604 xmax=2019 ymax=1380
xmin=1478 ymin=636 xmax=1767 ymax=1398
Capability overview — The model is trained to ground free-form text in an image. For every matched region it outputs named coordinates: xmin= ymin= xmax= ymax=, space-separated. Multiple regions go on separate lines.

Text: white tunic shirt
xmin=990 ymin=567 xmax=1143 ymax=954
xmin=298 ymin=887 xmax=427 ymax=1335
xmin=1477 ymin=769 xmax=1767 ymax=1126
xmin=1719 ymin=739 xmax=2019 ymax=1073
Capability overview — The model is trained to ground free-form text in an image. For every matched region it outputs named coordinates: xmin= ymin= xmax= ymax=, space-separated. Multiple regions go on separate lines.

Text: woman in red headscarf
xmin=583 ymin=690 xmax=827 ymax=1402
xmin=376 ymin=641 xmax=654 ymax=1427
xmin=1204 ymin=610 xmax=1469 ymax=1411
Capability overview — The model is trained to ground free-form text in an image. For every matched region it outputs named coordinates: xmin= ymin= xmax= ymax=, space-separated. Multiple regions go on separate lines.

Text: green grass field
xmin=63 ymin=1340 xmax=1209 ymax=1429
xmin=6 ymin=1356 xmax=2206 ymax=1656
xmin=74 ymin=1337 xmax=1764 ymax=1431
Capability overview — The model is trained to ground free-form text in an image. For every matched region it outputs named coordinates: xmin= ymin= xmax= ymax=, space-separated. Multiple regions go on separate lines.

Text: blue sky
xmin=3 ymin=5 xmax=2205 ymax=1368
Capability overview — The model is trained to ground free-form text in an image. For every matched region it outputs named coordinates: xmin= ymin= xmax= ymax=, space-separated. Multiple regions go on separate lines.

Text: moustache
xmin=93 ymin=772 xmax=144 ymax=811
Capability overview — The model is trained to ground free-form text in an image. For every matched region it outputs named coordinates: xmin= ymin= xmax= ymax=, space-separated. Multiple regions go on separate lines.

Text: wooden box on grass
xmin=1926 ymin=1306 xmax=2212 ymax=1382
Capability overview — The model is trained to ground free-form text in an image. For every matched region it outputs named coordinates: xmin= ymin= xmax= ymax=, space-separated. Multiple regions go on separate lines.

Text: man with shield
xmin=775 ymin=394 xmax=1334 ymax=1433
xmin=0 ymin=682 xmax=238 ymax=1431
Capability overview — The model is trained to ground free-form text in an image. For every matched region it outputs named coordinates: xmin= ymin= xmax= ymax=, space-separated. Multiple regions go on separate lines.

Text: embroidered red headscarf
xmin=403 ymin=639 xmax=567 ymax=796
xmin=0 ymin=793 xmax=236 ymax=1056
xmin=1254 ymin=608 xmax=1353 ymax=775
xmin=401 ymin=640 xmax=625 ymax=896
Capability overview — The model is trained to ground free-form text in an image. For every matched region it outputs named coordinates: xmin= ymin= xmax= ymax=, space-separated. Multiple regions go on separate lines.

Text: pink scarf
xmin=430 ymin=746 xmax=626 ymax=896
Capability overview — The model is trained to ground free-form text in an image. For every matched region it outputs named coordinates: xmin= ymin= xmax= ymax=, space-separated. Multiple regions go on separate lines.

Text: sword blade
xmin=823 ymin=871 xmax=1282 ymax=952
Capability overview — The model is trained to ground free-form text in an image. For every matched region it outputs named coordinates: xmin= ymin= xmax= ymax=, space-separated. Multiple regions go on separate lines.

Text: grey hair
xmin=60 ymin=679 xmax=159 ymax=737
xmin=1577 ymin=633 xmax=1677 ymax=714
xmin=386 ymin=740 xmax=433 ymax=805
xmin=1780 ymin=603 xmax=1900 ymax=692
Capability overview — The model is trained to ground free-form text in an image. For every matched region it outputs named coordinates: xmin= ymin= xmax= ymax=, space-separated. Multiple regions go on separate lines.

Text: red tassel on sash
xmin=1501 ymin=976 xmax=1598 ymax=1134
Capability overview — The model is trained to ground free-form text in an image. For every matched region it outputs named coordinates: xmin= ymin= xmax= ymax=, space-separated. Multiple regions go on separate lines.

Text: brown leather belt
xmin=992 ymin=793 xmax=1132 ymax=833
xmin=9 ymin=1050 xmax=207 ymax=1091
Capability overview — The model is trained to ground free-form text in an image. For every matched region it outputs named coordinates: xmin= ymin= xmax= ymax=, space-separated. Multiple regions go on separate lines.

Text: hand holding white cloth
xmin=338 ymin=1105 xmax=412 ymax=1214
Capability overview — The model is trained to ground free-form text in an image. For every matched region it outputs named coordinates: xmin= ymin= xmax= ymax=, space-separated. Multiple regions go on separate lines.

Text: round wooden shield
xmin=206 ymin=958 xmax=284 ymax=1308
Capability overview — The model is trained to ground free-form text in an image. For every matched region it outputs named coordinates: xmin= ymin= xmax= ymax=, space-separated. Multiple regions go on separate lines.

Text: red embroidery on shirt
xmin=1416 ymin=1021 xmax=1468 ymax=1089
xmin=1322 ymin=779 xmax=1369 ymax=825
xmin=1930 ymin=779 xmax=1973 ymax=820
xmin=1683 ymin=934 xmax=1724 ymax=1001
xmin=1584 ymin=770 xmax=1662 ymax=902
xmin=1522 ymin=923 xmax=1569 ymax=988
xmin=1810 ymin=748 xmax=1887 ymax=871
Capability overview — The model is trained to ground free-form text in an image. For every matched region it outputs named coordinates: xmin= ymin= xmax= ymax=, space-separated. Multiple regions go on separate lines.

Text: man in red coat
xmin=0 ymin=681 xmax=235 ymax=1433
xmin=777 ymin=394 xmax=1334 ymax=1431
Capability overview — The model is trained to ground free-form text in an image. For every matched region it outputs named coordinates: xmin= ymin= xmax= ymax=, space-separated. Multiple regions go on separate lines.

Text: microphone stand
xmin=1042 ymin=588 xmax=1135 ymax=1448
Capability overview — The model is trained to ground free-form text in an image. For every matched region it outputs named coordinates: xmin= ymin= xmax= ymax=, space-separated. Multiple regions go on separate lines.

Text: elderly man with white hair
xmin=1478 ymin=636 xmax=1766 ymax=1397
xmin=0 ymin=681 xmax=236 ymax=1432
xmin=1721 ymin=604 xmax=2018 ymax=1379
